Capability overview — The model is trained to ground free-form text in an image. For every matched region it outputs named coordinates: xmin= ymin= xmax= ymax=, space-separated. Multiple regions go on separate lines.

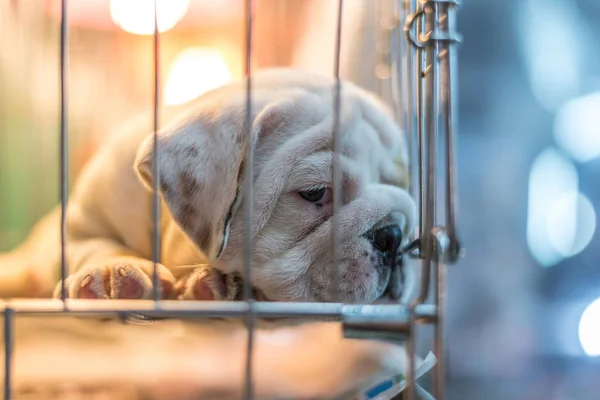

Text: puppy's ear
xmin=134 ymin=99 xmax=287 ymax=260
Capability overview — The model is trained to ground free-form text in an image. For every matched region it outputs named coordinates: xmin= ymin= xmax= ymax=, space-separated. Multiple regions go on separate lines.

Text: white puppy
xmin=0 ymin=68 xmax=415 ymax=305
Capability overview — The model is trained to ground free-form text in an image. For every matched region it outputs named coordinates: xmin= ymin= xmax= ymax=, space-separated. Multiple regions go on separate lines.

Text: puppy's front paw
xmin=53 ymin=258 xmax=175 ymax=300
xmin=173 ymin=266 xmax=228 ymax=301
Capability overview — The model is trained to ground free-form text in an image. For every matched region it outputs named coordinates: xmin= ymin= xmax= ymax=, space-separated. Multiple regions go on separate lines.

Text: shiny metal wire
xmin=59 ymin=0 xmax=68 ymax=303
xmin=331 ymin=0 xmax=344 ymax=303
xmin=439 ymin=1 xmax=462 ymax=263
xmin=0 ymin=299 xmax=436 ymax=320
xmin=404 ymin=0 xmax=419 ymax=204
xmin=389 ymin=0 xmax=405 ymax=129
xmin=392 ymin=0 xmax=409 ymax=177
xmin=242 ymin=0 xmax=256 ymax=398
xmin=151 ymin=0 xmax=162 ymax=303
xmin=432 ymin=227 xmax=451 ymax=400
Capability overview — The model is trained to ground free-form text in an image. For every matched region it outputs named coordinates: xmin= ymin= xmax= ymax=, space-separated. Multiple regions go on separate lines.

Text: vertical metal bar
xmin=390 ymin=0 xmax=404 ymax=125
xmin=434 ymin=0 xmax=461 ymax=395
xmin=424 ymin=4 xmax=438 ymax=262
xmin=404 ymin=320 xmax=416 ymax=400
xmin=59 ymin=0 xmax=69 ymax=302
xmin=151 ymin=0 xmax=162 ymax=303
xmin=375 ymin=0 xmax=384 ymax=98
xmin=392 ymin=0 xmax=407 ymax=164
xmin=242 ymin=1 xmax=255 ymax=399
xmin=405 ymin=0 xmax=418 ymax=204
xmin=408 ymin=4 xmax=436 ymax=398
xmin=388 ymin=0 xmax=408 ymax=304
xmin=431 ymin=227 xmax=450 ymax=400
xmin=413 ymin=3 xmax=432 ymax=305
xmin=402 ymin=4 xmax=419 ymax=399
xmin=431 ymin=3 xmax=445 ymax=398
xmin=3 ymin=308 xmax=13 ymax=400
xmin=331 ymin=0 xmax=344 ymax=303
xmin=416 ymin=11 xmax=426 ymax=252
xmin=442 ymin=3 xmax=460 ymax=262
xmin=433 ymin=258 xmax=446 ymax=399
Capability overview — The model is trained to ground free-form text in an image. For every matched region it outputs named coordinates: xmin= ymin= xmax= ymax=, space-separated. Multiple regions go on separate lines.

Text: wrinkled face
xmin=218 ymin=96 xmax=416 ymax=304
xmin=249 ymin=171 xmax=413 ymax=303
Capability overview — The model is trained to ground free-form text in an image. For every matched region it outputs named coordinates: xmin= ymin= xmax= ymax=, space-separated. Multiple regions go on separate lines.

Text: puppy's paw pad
xmin=77 ymin=272 xmax=109 ymax=299
xmin=175 ymin=267 xmax=226 ymax=301
xmin=110 ymin=264 xmax=150 ymax=299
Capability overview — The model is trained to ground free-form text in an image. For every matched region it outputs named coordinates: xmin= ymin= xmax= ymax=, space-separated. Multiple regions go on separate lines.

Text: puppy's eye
xmin=299 ymin=187 xmax=331 ymax=204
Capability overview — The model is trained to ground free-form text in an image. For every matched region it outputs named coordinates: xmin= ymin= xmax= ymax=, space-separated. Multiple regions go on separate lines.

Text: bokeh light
xmin=579 ymin=298 xmax=600 ymax=356
xmin=109 ymin=0 xmax=190 ymax=35
xmin=164 ymin=48 xmax=232 ymax=106
xmin=517 ymin=0 xmax=584 ymax=111
xmin=554 ymin=92 xmax=600 ymax=163
xmin=527 ymin=148 xmax=579 ymax=266
xmin=547 ymin=191 xmax=596 ymax=257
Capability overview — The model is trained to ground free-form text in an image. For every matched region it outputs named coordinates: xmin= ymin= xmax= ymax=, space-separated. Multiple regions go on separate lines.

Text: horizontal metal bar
xmin=342 ymin=303 xmax=437 ymax=342
xmin=425 ymin=0 xmax=460 ymax=6
xmin=0 ymin=300 xmax=436 ymax=321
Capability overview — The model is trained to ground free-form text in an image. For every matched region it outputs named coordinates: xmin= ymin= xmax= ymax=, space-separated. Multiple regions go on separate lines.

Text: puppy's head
xmin=135 ymin=69 xmax=416 ymax=304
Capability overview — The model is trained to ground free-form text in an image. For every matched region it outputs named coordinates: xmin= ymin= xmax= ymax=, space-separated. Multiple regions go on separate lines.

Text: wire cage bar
xmin=1 ymin=0 xmax=462 ymax=399
xmin=58 ymin=0 xmax=69 ymax=304
xmin=331 ymin=0 xmax=344 ymax=306
xmin=151 ymin=0 xmax=162 ymax=304
xmin=242 ymin=1 xmax=256 ymax=398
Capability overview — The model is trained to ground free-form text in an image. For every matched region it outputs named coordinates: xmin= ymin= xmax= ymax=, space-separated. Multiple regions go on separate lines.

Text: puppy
xmin=0 ymin=68 xmax=416 ymax=304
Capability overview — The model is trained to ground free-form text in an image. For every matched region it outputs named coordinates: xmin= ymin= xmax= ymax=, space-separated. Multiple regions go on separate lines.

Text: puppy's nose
xmin=371 ymin=224 xmax=403 ymax=255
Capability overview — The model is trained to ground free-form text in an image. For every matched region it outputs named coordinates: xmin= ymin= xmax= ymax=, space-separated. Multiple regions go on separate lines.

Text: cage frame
xmin=1 ymin=0 xmax=462 ymax=399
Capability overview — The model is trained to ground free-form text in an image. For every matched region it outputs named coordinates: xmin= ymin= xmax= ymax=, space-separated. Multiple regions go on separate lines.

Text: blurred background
xmin=0 ymin=0 xmax=599 ymax=399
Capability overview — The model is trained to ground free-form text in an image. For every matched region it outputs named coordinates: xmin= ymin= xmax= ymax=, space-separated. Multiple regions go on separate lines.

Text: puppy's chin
xmin=250 ymin=261 xmax=400 ymax=304
xmin=252 ymin=280 xmax=399 ymax=305
xmin=374 ymin=267 xmax=392 ymax=300
xmin=227 ymin=239 xmax=406 ymax=304
xmin=377 ymin=253 xmax=406 ymax=302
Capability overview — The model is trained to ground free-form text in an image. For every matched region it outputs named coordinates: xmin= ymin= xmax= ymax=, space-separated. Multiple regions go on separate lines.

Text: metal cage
xmin=0 ymin=0 xmax=462 ymax=399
